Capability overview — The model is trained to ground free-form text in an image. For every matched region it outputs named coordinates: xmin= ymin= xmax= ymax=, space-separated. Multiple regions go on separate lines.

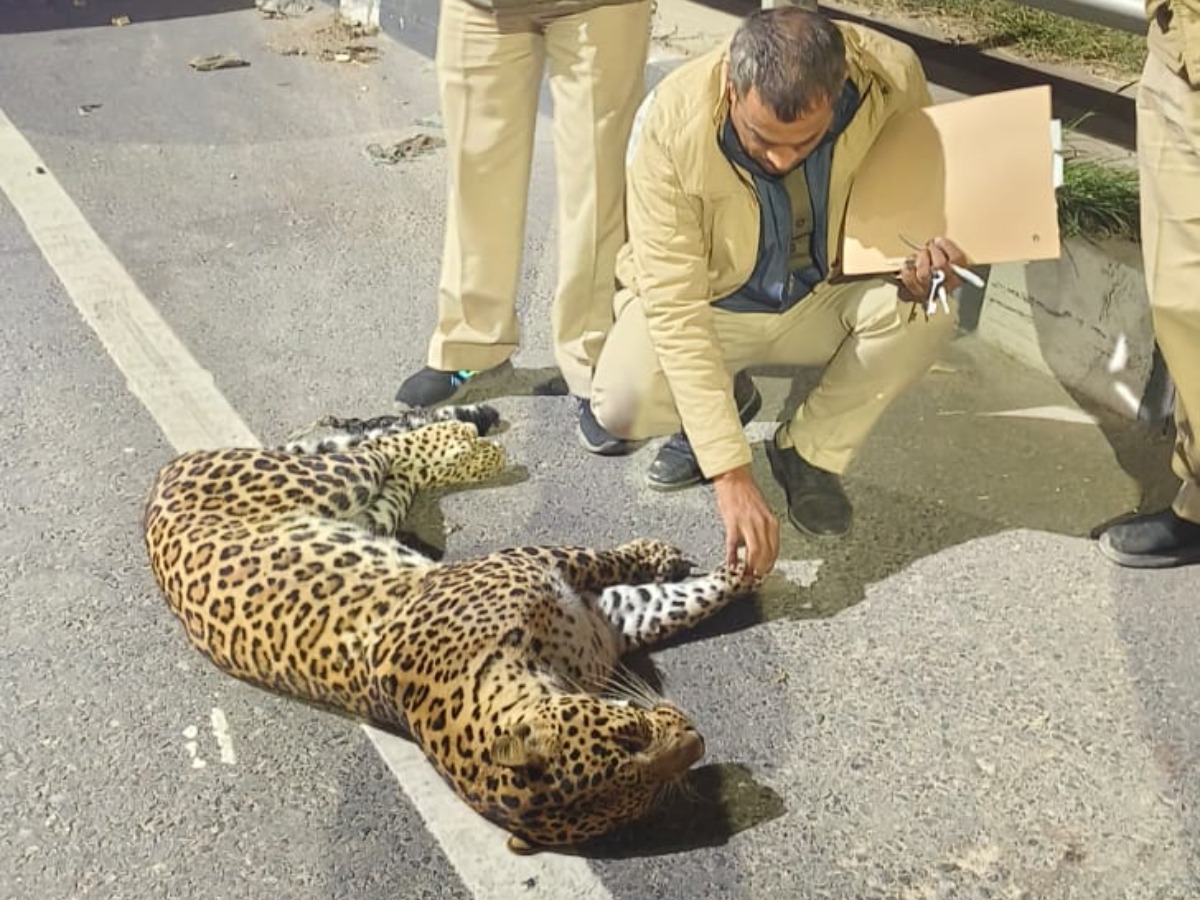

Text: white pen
xmin=948 ymin=263 xmax=986 ymax=289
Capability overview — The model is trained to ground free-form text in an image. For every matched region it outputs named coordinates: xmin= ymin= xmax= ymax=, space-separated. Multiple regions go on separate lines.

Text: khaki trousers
xmin=1138 ymin=52 xmax=1200 ymax=522
xmin=428 ymin=0 xmax=653 ymax=397
xmin=591 ymin=278 xmax=958 ymax=475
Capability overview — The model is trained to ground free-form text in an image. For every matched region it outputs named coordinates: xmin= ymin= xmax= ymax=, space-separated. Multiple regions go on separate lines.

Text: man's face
xmin=727 ymin=84 xmax=834 ymax=177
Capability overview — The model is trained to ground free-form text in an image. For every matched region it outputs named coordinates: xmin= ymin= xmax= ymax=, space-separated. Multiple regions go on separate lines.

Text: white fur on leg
xmin=594 ymin=570 xmax=743 ymax=652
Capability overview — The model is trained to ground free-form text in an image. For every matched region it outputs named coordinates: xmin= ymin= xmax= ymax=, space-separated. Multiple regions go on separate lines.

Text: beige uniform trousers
xmin=428 ymin=0 xmax=653 ymax=397
xmin=591 ymin=278 xmax=958 ymax=476
xmin=1138 ymin=51 xmax=1200 ymax=522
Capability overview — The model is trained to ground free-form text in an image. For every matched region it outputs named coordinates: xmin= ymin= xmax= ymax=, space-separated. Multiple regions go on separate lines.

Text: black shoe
xmin=645 ymin=372 xmax=763 ymax=492
xmin=577 ymin=399 xmax=642 ymax=456
xmin=1097 ymin=508 xmax=1200 ymax=569
xmin=764 ymin=430 xmax=851 ymax=537
xmin=394 ymin=362 xmax=509 ymax=407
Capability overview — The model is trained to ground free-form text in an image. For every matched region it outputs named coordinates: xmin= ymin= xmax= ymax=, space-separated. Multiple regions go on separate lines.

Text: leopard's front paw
xmin=713 ymin=558 xmax=763 ymax=596
xmin=621 ymin=538 xmax=695 ymax=583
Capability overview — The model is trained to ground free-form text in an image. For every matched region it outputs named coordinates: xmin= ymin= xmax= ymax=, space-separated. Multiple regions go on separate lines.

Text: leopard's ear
xmin=492 ymin=723 xmax=552 ymax=769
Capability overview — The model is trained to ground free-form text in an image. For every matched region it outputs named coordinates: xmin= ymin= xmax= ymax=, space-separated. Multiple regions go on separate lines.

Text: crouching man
xmin=578 ymin=8 xmax=969 ymax=577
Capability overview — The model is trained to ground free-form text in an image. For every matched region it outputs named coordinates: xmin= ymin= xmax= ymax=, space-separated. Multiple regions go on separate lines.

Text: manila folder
xmin=840 ymin=84 xmax=1061 ymax=276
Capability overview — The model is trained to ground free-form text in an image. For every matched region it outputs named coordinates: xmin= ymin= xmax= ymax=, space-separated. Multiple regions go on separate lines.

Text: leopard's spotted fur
xmin=142 ymin=405 xmax=759 ymax=852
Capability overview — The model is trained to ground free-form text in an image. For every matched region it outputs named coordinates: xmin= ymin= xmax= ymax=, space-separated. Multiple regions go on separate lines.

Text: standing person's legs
xmin=1099 ymin=52 xmax=1200 ymax=567
xmin=543 ymin=0 xmax=653 ymax=398
xmin=396 ymin=0 xmax=542 ymax=406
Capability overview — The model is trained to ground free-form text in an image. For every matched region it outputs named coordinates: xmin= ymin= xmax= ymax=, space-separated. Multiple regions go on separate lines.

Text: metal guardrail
xmin=766 ymin=0 xmax=1147 ymax=35
xmin=1014 ymin=0 xmax=1146 ymax=34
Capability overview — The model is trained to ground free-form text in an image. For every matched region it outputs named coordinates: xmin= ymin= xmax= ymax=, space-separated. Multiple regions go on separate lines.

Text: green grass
xmin=875 ymin=0 xmax=1146 ymax=78
xmin=1057 ymin=155 xmax=1141 ymax=241
xmin=870 ymin=3 xmax=1145 ymax=241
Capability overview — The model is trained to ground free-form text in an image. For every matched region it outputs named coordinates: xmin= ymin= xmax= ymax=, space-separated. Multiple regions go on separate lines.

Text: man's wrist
xmin=712 ymin=463 xmax=753 ymax=488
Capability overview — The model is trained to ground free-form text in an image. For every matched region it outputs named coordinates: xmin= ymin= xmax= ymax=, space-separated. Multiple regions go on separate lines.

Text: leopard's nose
xmin=646 ymin=729 xmax=705 ymax=779
xmin=679 ymin=730 xmax=704 ymax=767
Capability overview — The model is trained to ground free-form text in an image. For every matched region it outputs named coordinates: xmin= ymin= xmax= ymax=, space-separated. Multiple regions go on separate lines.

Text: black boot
xmin=645 ymin=372 xmax=762 ymax=492
xmin=1097 ymin=507 xmax=1200 ymax=568
xmin=394 ymin=361 xmax=511 ymax=407
xmin=764 ymin=428 xmax=852 ymax=537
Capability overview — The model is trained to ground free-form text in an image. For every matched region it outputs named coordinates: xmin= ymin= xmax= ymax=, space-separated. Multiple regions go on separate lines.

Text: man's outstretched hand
xmin=712 ymin=464 xmax=780 ymax=578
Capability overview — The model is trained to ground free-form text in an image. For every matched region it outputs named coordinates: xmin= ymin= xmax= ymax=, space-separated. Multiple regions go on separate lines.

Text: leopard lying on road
xmin=142 ymin=404 xmax=759 ymax=853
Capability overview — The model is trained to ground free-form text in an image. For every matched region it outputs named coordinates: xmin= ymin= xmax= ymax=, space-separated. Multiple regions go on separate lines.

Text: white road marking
xmin=365 ymin=730 xmax=615 ymax=900
xmin=210 ymin=708 xmax=238 ymax=766
xmin=775 ymin=559 xmax=823 ymax=588
xmin=0 ymin=110 xmax=256 ymax=454
xmin=181 ymin=726 xmax=207 ymax=769
xmin=743 ymin=421 xmax=778 ymax=445
xmin=0 ymin=106 xmax=614 ymax=900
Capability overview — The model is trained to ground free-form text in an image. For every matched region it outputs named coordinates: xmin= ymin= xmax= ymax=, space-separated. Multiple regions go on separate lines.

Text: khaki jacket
xmin=614 ymin=23 xmax=931 ymax=478
xmin=1147 ymin=0 xmax=1200 ymax=86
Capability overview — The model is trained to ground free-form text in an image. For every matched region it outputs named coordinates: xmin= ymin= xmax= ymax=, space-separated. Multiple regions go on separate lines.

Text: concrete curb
xmin=976 ymin=238 xmax=1158 ymax=421
xmin=339 ymin=0 xmax=381 ymax=26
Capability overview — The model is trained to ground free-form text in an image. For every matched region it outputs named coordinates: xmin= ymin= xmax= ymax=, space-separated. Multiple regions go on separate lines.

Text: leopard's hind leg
xmin=151 ymin=417 xmax=504 ymax=545
xmin=267 ymin=406 xmax=504 ymax=540
xmin=337 ymin=418 xmax=505 ymax=539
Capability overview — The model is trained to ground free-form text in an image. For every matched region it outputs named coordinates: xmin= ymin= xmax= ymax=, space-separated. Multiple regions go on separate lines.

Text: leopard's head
xmin=485 ymin=694 xmax=703 ymax=852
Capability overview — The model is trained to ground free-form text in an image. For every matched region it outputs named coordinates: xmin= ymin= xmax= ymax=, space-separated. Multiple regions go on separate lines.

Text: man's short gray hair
xmin=728 ymin=9 xmax=848 ymax=122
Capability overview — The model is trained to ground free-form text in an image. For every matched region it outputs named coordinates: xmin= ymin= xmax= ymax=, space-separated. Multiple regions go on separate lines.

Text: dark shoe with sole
xmin=394 ymin=362 xmax=509 ymax=407
xmin=645 ymin=371 xmax=763 ymax=492
xmin=764 ymin=430 xmax=851 ymax=537
xmin=1097 ymin=507 xmax=1200 ymax=568
xmin=577 ymin=398 xmax=643 ymax=456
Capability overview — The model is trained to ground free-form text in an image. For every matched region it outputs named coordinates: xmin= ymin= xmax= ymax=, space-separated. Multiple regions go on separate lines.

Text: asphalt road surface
xmin=1 ymin=3 xmax=1197 ymax=899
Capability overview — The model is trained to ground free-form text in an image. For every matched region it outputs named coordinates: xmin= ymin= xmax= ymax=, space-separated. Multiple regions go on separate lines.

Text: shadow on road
xmin=438 ymin=350 xmax=1174 ymax=634
xmin=602 ymin=334 xmax=1172 ymax=635
xmin=575 ymin=763 xmax=786 ymax=859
